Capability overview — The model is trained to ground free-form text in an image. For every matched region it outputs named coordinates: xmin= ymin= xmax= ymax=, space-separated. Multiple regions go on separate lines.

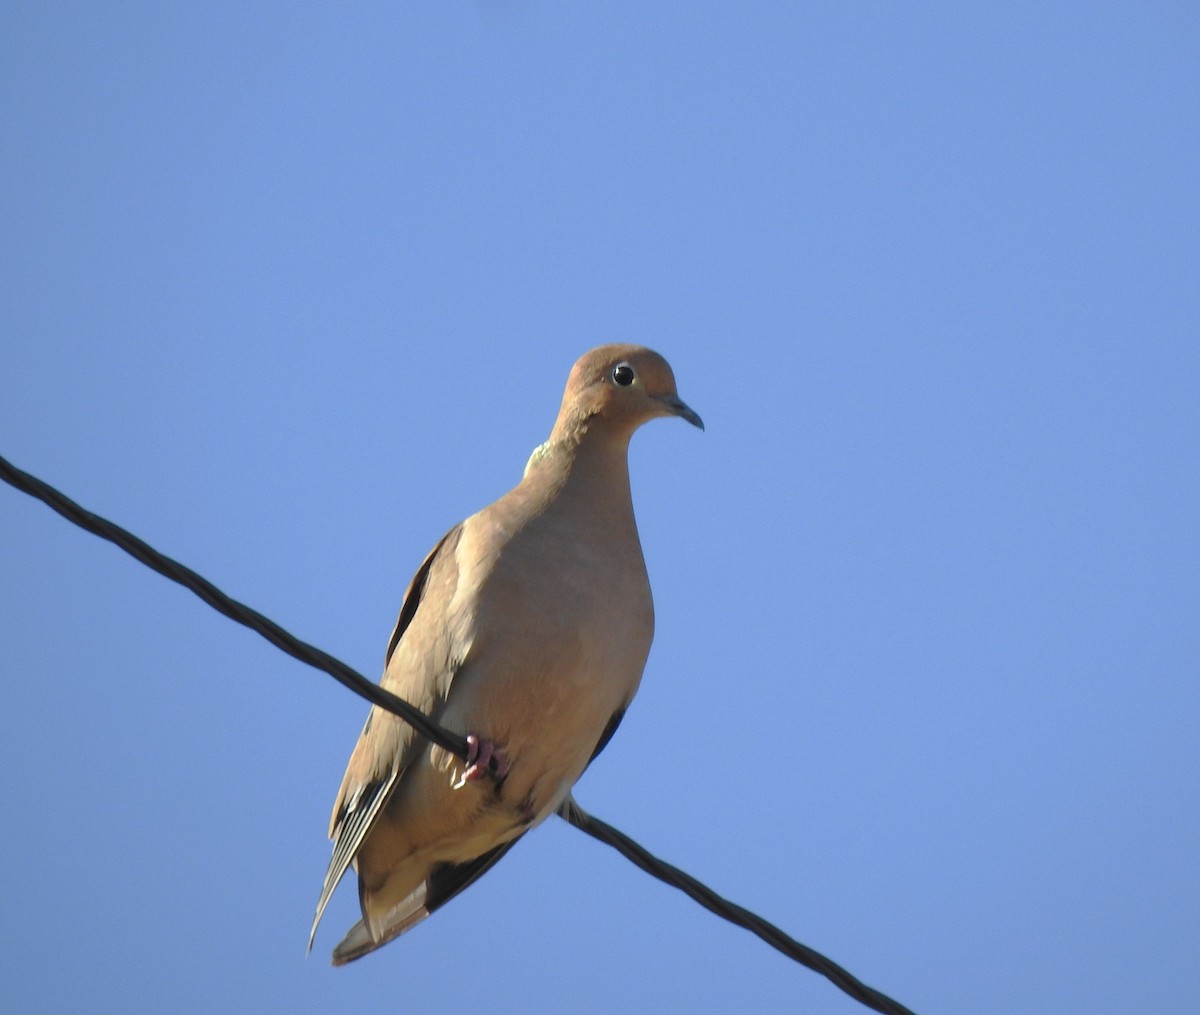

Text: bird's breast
xmin=439 ymin=503 xmax=654 ymax=815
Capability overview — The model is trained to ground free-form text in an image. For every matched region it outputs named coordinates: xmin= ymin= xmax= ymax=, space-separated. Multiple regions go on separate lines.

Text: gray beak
xmin=658 ymin=394 xmax=705 ymax=431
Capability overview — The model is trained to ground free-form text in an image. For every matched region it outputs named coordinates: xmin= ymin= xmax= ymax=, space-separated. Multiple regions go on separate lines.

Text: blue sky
xmin=2 ymin=5 xmax=1197 ymax=1013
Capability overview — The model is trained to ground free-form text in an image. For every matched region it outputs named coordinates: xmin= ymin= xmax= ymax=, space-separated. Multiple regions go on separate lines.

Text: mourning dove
xmin=309 ymin=344 xmax=702 ymax=964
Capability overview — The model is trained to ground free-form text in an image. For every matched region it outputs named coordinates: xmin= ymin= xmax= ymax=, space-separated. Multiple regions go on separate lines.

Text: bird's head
xmin=554 ymin=344 xmax=704 ymax=441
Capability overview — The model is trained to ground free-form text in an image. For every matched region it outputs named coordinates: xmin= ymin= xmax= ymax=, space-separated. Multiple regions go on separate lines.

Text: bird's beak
xmin=658 ymin=394 xmax=705 ymax=431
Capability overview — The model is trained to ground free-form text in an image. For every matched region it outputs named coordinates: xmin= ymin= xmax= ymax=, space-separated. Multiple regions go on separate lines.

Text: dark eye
xmin=611 ymin=363 xmax=636 ymax=387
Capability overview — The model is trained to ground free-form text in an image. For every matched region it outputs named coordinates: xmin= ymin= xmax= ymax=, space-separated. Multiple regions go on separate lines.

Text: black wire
xmin=559 ymin=798 xmax=917 ymax=1015
xmin=0 ymin=454 xmax=468 ymax=760
xmin=1 ymin=453 xmax=917 ymax=1015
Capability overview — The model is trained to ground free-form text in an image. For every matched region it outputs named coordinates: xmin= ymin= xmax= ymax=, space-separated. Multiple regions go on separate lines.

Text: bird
xmin=309 ymin=344 xmax=703 ymax=964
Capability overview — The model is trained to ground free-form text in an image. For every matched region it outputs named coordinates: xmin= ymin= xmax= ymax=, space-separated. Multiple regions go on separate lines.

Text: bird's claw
xmin=452 ymin=734 xmax=509 ymax=789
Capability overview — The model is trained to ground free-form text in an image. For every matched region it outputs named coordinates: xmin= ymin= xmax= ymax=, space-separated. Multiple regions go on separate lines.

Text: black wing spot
xmin=385 ymin=525 xmax=461 ymax=667
xmin=587 ymin=707 xmax=627 ymax=768
xmin=425 ymin=839 xmax=521 ymax=915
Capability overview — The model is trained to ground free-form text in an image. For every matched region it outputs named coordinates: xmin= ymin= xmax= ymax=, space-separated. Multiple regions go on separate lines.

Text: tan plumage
xmin=310 ymin=344 xmax=702 ymax=964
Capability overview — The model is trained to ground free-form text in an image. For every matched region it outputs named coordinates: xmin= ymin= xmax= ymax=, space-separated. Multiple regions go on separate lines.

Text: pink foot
xmin=452 ymin=734 xmax=509 ymax=789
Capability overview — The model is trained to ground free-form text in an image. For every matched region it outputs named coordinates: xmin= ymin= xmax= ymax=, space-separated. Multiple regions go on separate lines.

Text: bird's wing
xmin=308 ymin=523 xmax=465 ymax=949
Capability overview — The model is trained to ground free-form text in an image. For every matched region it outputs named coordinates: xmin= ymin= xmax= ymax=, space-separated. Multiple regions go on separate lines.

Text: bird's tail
xmin=331 ymin=905 xmax=430 ymax=966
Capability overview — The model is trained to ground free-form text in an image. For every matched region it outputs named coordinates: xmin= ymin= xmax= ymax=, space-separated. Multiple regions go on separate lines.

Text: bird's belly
xmin=444 ymin=589 xmax=651 ymax=819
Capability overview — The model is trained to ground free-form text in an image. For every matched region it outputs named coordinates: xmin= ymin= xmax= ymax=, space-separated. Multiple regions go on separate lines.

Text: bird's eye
xmin=611 ymin=363 xmax=636 ymax=387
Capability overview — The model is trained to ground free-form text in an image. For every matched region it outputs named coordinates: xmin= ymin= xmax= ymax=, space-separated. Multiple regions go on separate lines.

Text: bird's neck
xmin=524 ymin=423 xmax=635 ymax=514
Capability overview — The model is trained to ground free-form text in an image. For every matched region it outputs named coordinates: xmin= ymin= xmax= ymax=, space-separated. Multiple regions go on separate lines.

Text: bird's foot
xmin=452 ymin=734 xmax=509 ymax=789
